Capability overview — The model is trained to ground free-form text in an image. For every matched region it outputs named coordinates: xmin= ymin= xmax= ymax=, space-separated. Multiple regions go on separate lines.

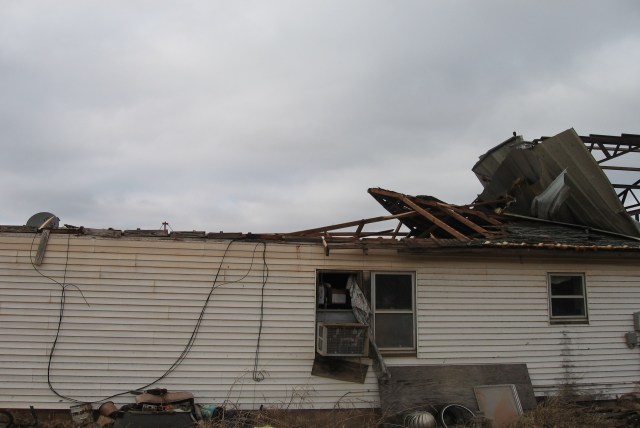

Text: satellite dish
xmin=26 ymin=212 xmax=60 ymax=229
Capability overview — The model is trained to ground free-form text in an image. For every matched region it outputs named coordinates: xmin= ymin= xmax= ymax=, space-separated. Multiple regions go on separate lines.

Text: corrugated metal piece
xmin=474 ymin=128 xmax=640 ymax=237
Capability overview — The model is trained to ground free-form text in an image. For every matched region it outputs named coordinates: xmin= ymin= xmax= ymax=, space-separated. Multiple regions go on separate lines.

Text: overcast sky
xmin=1 ymin=1 xmax=638 ymax=233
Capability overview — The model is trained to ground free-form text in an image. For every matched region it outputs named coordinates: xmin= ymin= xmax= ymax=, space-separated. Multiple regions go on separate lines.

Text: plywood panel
xmin=378 ymin=364 xmax=536 ymax=421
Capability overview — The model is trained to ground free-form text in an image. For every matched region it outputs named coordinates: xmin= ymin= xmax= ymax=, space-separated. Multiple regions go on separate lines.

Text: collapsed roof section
xmin=280 ymin=185 xmax=640 ymax=254
xmin=473 ymin=128 xmax=640 ymax=237
xmin=285 ymin=188 xmax=505 ymax=243
xmin=281 ymin=129 xmax=640 ymax=253
xmin=3 ymin=129 xmax=637 ymax=254
xmin=366 ymin=188 xmax=503 ymax=241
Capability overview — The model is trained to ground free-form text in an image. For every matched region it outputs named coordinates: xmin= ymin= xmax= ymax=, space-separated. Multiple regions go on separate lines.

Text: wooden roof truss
xmin=285 ymin=188 xmax=504 ymax=245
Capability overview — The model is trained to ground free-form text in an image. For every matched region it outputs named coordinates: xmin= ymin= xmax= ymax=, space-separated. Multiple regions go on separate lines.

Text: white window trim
xmin=372 ymin=271 xmax=416 ymax=352
xmin=548 ymin=272 xmax=589 ymax=325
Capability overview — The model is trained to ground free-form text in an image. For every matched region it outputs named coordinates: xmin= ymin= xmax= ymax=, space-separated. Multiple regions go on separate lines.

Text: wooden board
xmin=378 ymin=364 xmax=536 ymax=419
xmin=311 ymin=355 xmax=369 ymax=384
xmin=34 ymin=230 xmax=50 ymax=265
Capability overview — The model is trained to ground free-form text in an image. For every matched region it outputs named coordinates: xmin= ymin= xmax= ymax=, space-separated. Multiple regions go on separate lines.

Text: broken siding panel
xmin=0 ymin=234 xmax=379 ymax=409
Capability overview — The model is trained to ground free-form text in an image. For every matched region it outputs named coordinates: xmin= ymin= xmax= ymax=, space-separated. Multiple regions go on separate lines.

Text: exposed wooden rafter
xmin=284 ymin=187 xmax=506 ymax=247
xmin=368 ymin=188 xmax=471 ymax=241
xmin=285 ymin=211 xmax=418 ymax=238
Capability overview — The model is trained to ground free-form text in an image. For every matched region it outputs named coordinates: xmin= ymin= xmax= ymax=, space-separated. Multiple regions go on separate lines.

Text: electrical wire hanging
xmin=252 ymin=242 xmax=269 ymax=382
xmin=30 ymin=232 xmax=89 ymax=403
xmin=32 ymin=233 xmax=270 ymax=403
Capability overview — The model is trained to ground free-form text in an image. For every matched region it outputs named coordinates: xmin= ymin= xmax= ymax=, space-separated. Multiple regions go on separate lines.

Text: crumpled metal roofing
xmin=473 ymin=128 xmax=640 ymax=237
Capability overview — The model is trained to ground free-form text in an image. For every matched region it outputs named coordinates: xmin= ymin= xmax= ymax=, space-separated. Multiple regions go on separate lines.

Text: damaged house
xmin=1 ymin=129 xmax=639 ymax=420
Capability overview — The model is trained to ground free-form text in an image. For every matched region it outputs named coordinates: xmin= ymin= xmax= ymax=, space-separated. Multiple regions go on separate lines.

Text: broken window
xmin=548 ymin=273 xmax=588 ymax=324
xmin=316 ymin=271 xmax=361 ymax=311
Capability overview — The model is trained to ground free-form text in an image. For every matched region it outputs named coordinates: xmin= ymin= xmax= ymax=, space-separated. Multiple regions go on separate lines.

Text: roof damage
xmin=2 ymin=129 xmax=639 ymax=254
xmin=547 ymin=132 xmax=640 ymax=220
xmin=281 ymin=128 xmax=640 ymax=253
xmin=473 ymin=128 xmax=639 ymax=237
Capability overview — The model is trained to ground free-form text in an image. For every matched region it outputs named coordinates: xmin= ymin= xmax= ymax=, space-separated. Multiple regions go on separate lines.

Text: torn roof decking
xmin=473 ymin=129 xmax=640 ymax=237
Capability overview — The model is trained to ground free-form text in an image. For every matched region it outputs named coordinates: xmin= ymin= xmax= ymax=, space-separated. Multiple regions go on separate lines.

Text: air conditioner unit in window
xmin=316 ymin=323 xmax=369 ymax=357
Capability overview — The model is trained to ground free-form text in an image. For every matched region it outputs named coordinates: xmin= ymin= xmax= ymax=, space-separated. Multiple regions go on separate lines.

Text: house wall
xmin=415 ymin=256 xmax=640 ymax=397
xmin=0 ymin=232 xmax=639 ymax=410
xmin=0 ymin=233 xmax=380 ymax=410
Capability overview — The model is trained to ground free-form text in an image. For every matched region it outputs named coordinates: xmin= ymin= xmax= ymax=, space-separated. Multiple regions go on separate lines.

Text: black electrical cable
xmin=32 ymin=234 xmax=270 ymax=403
xmin=163 ymin=240 xmax=269 ymax=379
xmin=251 ymin=242 xmax=269 ymax=382
xmin=30 ymin=233 xmax=88 ymax=403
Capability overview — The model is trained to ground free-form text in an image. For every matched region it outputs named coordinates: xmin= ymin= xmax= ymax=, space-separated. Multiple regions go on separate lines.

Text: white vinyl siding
xmin=415 ymin=258 xmax=640 ymax=396
xmin=1 ymin=232 xmax=640 ymax=410
xmin=0 ymin=234 xmax=378 ymax=410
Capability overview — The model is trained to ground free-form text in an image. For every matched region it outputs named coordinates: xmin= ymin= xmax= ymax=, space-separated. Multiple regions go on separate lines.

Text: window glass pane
xmin=551 ymin=298 xmax=585 ymax=317
xmin=550 ymin=275 xmax=583 ymax=296
xmin=375 ymin=313 xmax=414 ymax=348
xmin=375 ymin=274 xmax=412 ymax=310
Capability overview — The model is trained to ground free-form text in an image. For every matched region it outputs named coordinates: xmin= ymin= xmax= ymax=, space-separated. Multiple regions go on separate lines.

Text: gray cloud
xmin=1 ymin=1 xmax=639 ymax=231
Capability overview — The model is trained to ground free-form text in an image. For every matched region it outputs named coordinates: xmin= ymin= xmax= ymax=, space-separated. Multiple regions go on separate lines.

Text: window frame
xmin=314 ymin=269 xmax=417 ymax=355
xmin=547 ymin=273 xmax=589 ymax=325
xmin=371 ymin=271 xmax=416 ymax=353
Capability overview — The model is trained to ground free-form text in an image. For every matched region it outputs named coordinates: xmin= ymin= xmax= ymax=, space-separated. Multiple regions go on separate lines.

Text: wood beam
xmin=600 ymin=166 xmax=640 ymax=172
xmin=286 ymin=211 xmax=417 ymax=236
xmin=370 ymin=188 xmax=472 ymax=241
xmin=34 ymin=230 xmax=51 ymax=266
xmin=433 ymin=204 xmax=494 ymax=238
xmin=449 ymin=204 xmax=503 ymax=226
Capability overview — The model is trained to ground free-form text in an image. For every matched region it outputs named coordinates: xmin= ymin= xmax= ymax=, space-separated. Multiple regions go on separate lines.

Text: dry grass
xmin=7 ymin=409 xmax=75 ymax=428
xmin=25 ymin=384 xmax=640 ymax=428
xmin=509 ymin=386 xmax=639 ymax=428
xmin=37 ymin=421 xmax=76 ymax=428
xmin=510 ymin=396 xmax=614 ymax=428
xmin=196 ymin=407 xmax=382 ymax=428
